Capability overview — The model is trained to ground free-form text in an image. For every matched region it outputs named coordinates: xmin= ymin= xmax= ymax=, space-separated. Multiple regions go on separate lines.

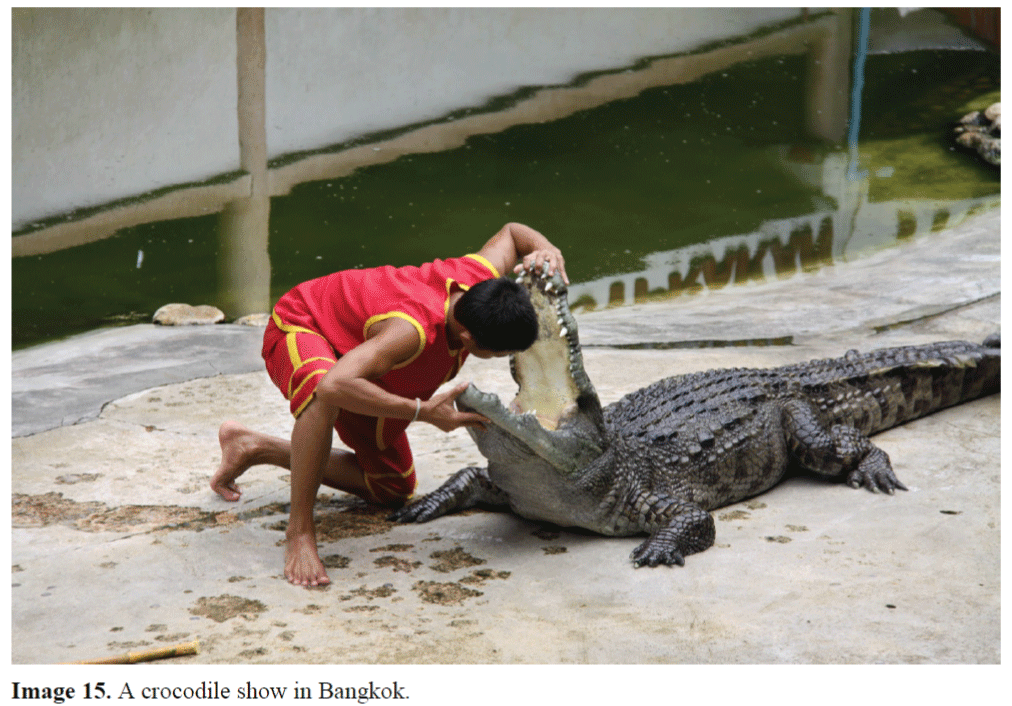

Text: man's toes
xmin=211 ymin=484 xmax=240 ymax=502
xmin=286 ymin=564 xmax=329 ymax=588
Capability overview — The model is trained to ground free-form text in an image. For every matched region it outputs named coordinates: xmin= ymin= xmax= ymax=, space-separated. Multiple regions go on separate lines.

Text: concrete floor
xmin=11 ymin=209 xmax=1000 ymax=666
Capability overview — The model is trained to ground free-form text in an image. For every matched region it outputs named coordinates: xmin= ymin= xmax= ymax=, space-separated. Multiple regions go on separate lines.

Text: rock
xmin=233 ymin=313 xmax=270 ymax=327
xmin=958 ymin=110 xmax=983 ymax=127
xmin=152 ymin=304 xmax=225 ymax=326
xmin=954 ymin=101 xmax=1000 ymax=167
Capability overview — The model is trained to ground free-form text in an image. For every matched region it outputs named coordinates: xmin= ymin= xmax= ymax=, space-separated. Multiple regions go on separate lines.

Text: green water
xmin=12 ymin=48 xmax=1000 ymax=349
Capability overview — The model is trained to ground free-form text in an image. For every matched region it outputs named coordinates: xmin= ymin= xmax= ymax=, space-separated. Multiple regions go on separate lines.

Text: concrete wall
xmin=12 ymin=8 xmax=239 ymax=228
xmin=12 ymin=7 xmax=802 ymax=230
xmin=263 ymin=7 xmax=802 ymax=157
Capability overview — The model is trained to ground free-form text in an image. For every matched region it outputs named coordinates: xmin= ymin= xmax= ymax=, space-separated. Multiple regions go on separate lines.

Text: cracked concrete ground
xmin=10 ymin=209 xmax=1001 ymax=666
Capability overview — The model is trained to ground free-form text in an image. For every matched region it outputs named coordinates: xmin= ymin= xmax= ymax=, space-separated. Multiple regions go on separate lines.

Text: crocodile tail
xmin=877 ymin=340 xmax=1000 ymax=429
xmin=806 ymin=339 xmax=1000 ymax=434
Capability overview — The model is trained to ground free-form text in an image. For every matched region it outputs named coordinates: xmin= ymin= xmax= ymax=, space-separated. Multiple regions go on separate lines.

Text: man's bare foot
xmin=285 ymin=532 xmax=330 ymax=587
xmin=211 ymin=420 xmax=255 ymax=501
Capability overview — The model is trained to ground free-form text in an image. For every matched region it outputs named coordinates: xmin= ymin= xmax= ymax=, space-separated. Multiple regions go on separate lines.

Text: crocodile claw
xmin=387 ymin=466 xmax=510 ymax=524
xmin=387 ymin=466 xmax=481 ymax=523
xmin=630 ymin=539 xmax=685 ymax=568
xmin=387 ymin=496 xmax=444 ymax=524
xmin=845 ymin=448 xmax=908 ymax=494
xmin=627 ymin=503 xmax=715 ymax=567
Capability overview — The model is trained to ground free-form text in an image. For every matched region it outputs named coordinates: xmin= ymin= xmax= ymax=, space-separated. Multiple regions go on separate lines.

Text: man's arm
xmin=312 ymin=317 xmax=487 ymax=431
xmin=478 ymin=222 xmax=568 ymax=284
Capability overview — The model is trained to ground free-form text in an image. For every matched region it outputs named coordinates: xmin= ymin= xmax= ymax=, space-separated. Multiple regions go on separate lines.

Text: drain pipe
xmin=846 ymin=7 xmax=871 ymax=181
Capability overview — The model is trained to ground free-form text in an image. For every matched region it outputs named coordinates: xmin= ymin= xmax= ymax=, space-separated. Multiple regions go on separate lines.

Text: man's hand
xmin=419 ymin=382 xmax=489 ymax=432
xmin=514 ymin=247 xmax=567 ymax=284
xmin=479 ymin=222 xmax=569 ymax=285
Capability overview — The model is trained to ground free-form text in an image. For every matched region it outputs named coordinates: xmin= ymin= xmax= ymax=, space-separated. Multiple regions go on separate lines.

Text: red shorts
xmin=261 ymin=313 xmax=418 ymax=505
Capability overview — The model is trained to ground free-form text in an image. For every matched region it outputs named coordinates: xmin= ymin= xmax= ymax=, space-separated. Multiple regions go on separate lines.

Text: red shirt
xmin=276 ymin=254 xmax=500 ymax=399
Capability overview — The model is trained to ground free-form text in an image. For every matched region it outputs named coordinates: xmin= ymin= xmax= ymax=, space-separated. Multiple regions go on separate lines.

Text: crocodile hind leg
xmin=629 ymin=498 xmax=716 ymax=567
xmin=781 ymin=399 xmax=908 ymax=494
xmin=388 ymin=466 xmax=510 ymax=523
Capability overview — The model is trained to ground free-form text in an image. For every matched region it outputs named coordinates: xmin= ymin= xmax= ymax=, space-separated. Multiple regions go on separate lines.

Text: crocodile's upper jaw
xmin=456 ymin=267 xmax=606 ymax=474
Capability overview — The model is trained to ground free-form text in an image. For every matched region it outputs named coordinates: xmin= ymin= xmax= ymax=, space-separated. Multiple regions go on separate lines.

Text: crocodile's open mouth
xmin=456 ymin=267 xmax=606 ymax=474
xmin=506 ymin=268 xmax=592 ymax=430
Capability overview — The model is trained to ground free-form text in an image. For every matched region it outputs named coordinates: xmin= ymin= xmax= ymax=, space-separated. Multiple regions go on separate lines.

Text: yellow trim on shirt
xmin=272 ymin=309 xmax=321 ymax=336
xmin=363 ymin=312 xmax=426 ymax=370
xmin=285 ymin=331 xmax=301 ymax=368
xmin=271 ymin=309 xmax=339 ymax=417
xmin=373 ymin=463 xmax=417 ymax=479
xmin=444 ymin=255 xmax=499 ymax=354
xmin=288 ymin=357 xmax=336 ymax=399
xmin=444 ymin=277 xmax=468 ymax=319
xmin=272 ymin=309 xmax=332 ymax=368
xmin=442 ymin=356 xmax=463 ymax=385
xmin=464 ymin=252 xmax=500 ymax=278
xmin=364 ymin=465 xmax=417 ymax=503
xmin=291 ymin=370 xmax=329 ymax=416
xmin=443 ymin=279 xmax=465 ymax=356
xmin=363 ymin=473 xmax=377 ymax=501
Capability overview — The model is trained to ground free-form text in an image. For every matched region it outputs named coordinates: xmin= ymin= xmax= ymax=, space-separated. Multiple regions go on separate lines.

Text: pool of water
xmin=12 ymin=45 xmax=999 ymax=350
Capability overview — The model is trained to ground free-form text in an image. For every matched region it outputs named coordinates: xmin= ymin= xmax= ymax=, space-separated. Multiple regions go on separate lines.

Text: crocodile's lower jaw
xmin=508 ymin=400 xmax=578 ymax=431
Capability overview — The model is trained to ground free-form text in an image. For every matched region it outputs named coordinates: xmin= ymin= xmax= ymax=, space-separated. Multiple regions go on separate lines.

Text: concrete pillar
xmin=237 ymin=8 xmax=268 ymax=196
xmin=218 ymin=8 xmax=271 ymax=318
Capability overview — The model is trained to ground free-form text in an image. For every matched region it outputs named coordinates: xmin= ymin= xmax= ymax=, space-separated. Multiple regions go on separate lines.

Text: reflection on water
xmin=568 ymin=145 xmax=998 ymax=311
xmin=11 ymin=12 xmax=1000 ymax=349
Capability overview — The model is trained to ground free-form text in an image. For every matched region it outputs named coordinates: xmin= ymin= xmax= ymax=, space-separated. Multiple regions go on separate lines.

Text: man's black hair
xmin=454 ymin=277 xmax=539 ymax=352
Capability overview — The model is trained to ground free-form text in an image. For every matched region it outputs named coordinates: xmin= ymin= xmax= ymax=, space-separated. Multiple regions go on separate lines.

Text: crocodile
xmin=391 ymin=268 xmax=1001 ymax=567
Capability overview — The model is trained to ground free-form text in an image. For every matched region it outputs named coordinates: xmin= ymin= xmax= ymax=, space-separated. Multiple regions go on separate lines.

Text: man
xmin=211 ymin=222 xmax=568 ymax=587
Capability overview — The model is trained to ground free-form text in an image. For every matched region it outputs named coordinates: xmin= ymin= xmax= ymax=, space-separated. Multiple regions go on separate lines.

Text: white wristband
xmin=412 ymin=397 xmax=422 ymax=423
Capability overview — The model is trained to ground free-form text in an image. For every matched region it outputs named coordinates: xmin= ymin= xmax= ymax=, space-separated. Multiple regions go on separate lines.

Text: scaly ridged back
xmin=605 ymin=340 xmax=1000 ymax=440
xmin=776 ymin=340 xmax=999 ymax=433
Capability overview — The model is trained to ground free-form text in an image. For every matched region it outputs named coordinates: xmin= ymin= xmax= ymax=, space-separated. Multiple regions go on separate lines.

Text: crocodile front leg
xmin=626 ymin=496 xmax=716 ymax=568
xmin=781 ymin=399 xmax=908 ymax=493
xmin=388 ymin=466 xmax=510 ymax=523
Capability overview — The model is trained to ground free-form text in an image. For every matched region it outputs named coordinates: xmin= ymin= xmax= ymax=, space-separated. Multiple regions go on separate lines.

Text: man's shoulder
xmin=459 ymin=253 xmax=501 ymax=278
xmin=417 ymin=254 xmax=500 ymax=285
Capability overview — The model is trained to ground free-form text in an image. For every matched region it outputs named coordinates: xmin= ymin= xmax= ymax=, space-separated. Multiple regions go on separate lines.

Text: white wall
xmin=264 ymin=7 xmax=801 ymax=157
xmin=12 ymin=8 xmax=238 ymax=228
xmin=12 ymin=7 xmax=801 ymax=230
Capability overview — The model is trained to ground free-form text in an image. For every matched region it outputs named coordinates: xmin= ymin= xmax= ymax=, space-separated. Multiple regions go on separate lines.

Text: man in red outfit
xmin=211 ymin=222 xmax=568 ymax=587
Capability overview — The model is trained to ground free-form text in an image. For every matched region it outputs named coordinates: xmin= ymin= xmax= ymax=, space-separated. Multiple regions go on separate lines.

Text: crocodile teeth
xmin=559 ymin=327 xmax=568 ymax=337
xmin=545 ymin=282 xmax=554 ymax=292
xmin=516 ymin=275 xmax=525 ymax=283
